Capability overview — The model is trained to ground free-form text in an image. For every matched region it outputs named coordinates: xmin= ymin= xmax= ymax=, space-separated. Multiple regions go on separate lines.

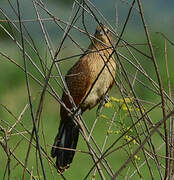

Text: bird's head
xmin=94 ymin=23 xmax=113 ymax=46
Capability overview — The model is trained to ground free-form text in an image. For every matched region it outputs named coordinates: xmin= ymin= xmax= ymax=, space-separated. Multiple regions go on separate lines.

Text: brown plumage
xmin=51 ymin=23 xmax=116 ymax=172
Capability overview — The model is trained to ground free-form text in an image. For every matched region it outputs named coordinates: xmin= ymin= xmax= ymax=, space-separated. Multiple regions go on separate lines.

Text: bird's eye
xmin=95 ymin=28 xmax=109 ymax=36
xmin=105 ymin=29 xmax=109 ymax=34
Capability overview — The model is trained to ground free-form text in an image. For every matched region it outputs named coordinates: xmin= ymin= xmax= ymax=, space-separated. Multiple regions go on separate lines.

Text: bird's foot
xmin=96 ymin=94 xmax=110 ymax=116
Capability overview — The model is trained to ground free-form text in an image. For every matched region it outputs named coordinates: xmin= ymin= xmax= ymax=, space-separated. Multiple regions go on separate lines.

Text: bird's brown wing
xmin=61 ymin=55 xmax=91 ymax=112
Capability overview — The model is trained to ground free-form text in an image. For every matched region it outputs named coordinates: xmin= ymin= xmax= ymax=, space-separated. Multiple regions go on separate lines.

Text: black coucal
xmin=51 ymin=23 xmax=116 ymax=172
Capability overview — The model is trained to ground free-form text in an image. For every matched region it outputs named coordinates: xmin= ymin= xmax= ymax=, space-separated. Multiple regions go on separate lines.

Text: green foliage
xmin=0 ymin=21 xmax=12 ymax=40
xmin=0 ymin=15 xmax=173 ymax=178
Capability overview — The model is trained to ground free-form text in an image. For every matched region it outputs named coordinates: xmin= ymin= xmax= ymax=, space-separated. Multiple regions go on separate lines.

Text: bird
xmin=51 ymin=23 xmax=116 ymax=172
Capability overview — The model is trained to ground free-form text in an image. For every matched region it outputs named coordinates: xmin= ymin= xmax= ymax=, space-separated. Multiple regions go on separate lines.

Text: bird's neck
xmin=88 ymin=40 xmax=113 ymax=55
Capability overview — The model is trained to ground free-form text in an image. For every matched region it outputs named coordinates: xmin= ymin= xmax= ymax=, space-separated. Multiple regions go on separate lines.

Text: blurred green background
xmin=0 ymin=0 xmax=174 ymax=179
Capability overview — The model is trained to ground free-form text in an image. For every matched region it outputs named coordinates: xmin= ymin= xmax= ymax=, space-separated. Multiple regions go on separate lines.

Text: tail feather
xmin=51 ymin=120 xmax=79 ymax=172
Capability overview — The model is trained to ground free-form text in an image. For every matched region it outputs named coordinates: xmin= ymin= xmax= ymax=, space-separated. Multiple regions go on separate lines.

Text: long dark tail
xmin=51 ymin=120 xmax=79 ymax=172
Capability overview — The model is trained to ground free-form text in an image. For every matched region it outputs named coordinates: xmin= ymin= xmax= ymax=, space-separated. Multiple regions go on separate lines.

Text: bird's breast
xmin=81 ymin=52 xmax=116 ymax=110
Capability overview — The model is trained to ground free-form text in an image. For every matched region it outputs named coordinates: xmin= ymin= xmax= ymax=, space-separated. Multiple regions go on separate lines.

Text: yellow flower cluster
xmin=134 ymin=155 xmax=141 ymax=161
xmin=101 ymin=96 xmax=142 ymax=162
xmin=110 ymin=97 xmax=133 ymax=103
xmin=104 ymin=102 xmax=114 ymax=108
